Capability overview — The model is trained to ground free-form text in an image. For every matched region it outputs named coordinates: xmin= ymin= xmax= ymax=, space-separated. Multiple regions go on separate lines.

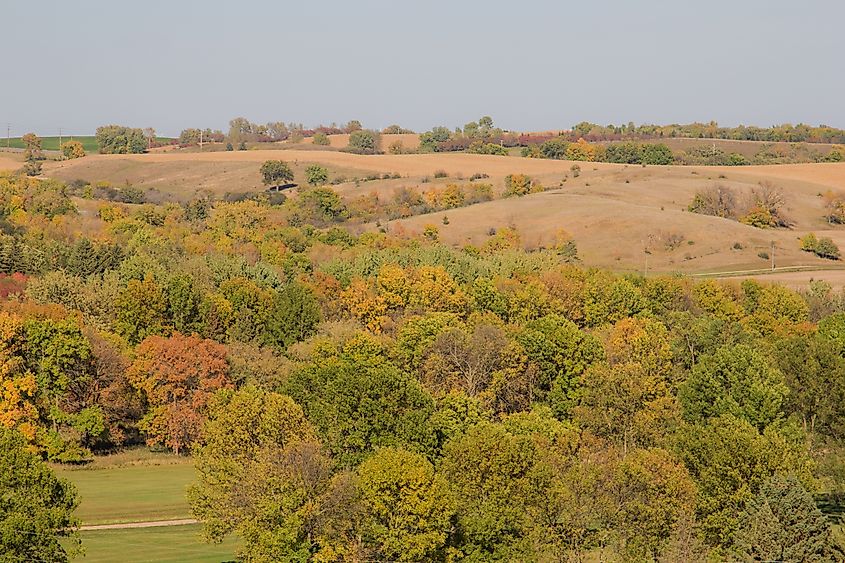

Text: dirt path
xmin=80 ymin=518 xmax=198 ymax=531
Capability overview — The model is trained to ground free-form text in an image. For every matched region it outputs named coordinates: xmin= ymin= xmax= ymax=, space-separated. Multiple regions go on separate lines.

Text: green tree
xmin=260 ymin=160 xmax=294 ymax=187
xmin=575 ymin=362 xmax=678 ymax=454
xmin=347 ymin=130 xmax=381 ymax=153
xmin=165 ymin=274 xmax=204 ymax=334
xmin=640 ymin=143 xmax=674 ymax=165
xmin=516 ymin=314 xmax=603 ymax=415
xmin=441 ymin=422 xmax=537 ymax=559
xmin=733 ymin=474 xmax=835 ymax=562
xmin=605 ymin=448 xmax=698 ymax=560
xmin=295 ymin=186 xmax=347 ymax=223
xmin=189 ymin=387 xmax=325 ymax=560
xmin=357 ymin=447 xmax=455 ymax=561
xmin=264 ymin=282 xmax=321 ymax=350
xmin=116 ymin=274 xmax=169 ymax=344
xmin=419 ymin=126 xmax=452 ymax=152
xmin=773 ymin=334 xmax=845 ymax=438
xmin=680 ymin=344 xmax=788 ymax=430
xmin=312 ymin=132 xmax=330 ymax=146
xmin=675 ymin=414 xmax=812 ymax=547
xmin=282 ymin=355 xmax=435 ymax=466
xmin=305 ymin=164 xmax=329 ymax=186
xmin=0 ymin=427 xmax=80 ymax=561
xmin=95 ymin=125 xmax=147 ymax=154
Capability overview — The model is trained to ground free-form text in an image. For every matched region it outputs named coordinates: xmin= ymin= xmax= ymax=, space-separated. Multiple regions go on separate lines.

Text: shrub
xmin=801 ymin=233 xmax=840 ymax=260
xmin=570 ymin=164 xmax=581 ymax=177
xmin=503 ymin=174 xmax=536 ymax=197
xmin=22 ymin=161 xmax=42 ymax=177
xmin=816 ymin=238 xmax=841 ymax=260
xmin=422 ymin=225 xmax=439 ymax=241
xmin=467 ymin=141 xmax=508 ymax=156
xmin=688 ymin=185 xmax=737 ymax=218
xmin=388 ymin=140 xmax=410 ymax=154
xmin=433 ymin=169 xmax=448 ymax=179
xmin=226 ymin=142 xmax=234 ymax=151
xmin=304 ymin=164 xmax=329 ymax=186
xmin=312 ymin=132 xmax=330 ymax=146
xmin=61 ymin=141 xmax=85 ymax=159
xmin=740 ymin=183 xmax=789 ymax=228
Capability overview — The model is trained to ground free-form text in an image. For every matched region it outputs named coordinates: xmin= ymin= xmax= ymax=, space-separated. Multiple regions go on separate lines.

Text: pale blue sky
xmin=3 ymin=0 xmax=843 ymax=136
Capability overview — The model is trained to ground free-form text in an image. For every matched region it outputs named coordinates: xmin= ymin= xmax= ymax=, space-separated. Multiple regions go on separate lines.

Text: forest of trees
xmin=2 ymin=160 xmax=845 ymax=561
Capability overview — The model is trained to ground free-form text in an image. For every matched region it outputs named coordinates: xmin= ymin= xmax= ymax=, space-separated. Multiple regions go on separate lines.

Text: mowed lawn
xmin=56 ymin=459 xmax=196 ymax=525
xmin=78 ymin=525 xmax=237 ymax=563
xmin=54 ymin=451 xmax=239 ymax=562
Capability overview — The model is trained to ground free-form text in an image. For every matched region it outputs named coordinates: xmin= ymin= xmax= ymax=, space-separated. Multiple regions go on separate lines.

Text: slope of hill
xmin=36 ymin=149 xmax=845 ymax=278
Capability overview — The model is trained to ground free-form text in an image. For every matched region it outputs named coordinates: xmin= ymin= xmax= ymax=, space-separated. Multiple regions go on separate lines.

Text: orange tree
xmin=128 ymin=332 xmax=231 ymax=454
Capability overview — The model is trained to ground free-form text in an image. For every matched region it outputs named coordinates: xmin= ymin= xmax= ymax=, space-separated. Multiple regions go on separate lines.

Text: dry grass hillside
xmin=29 ymin=149 xmax=845 ymax=283
xmin=298 ymin=133 xmax=420 ymax=151
xmin=0 ymin=153 xmax=23 ymax=171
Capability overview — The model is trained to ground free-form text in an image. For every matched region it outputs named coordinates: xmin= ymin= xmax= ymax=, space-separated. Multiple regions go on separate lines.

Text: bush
xmin=312 ymin=132 xmax=330 ymax=146
xmin=740 ymin=183 xmax=789 ymax=228
xmin=305 ymin=164 xmax=329 ymax=186
xmin=61 ymin=141 xmax=85 ymax=159
xmin=801 ymin=233 xmax=840 ymax=260
xmin=22 ymin=161 xmax=42 ymax=177
xmin=688 ymin=185 xmax=737 ymax=218
xmin=433 ymin=170 xmax=448 ymax=179
xmin=226 ymin=142 xmax=234 ymax=151
xmin=503 ymin=174 xmax=541 ymax=197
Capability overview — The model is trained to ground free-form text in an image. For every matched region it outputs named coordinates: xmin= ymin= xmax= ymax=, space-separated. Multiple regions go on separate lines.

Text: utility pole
xmin=58 ymin=127 xmax=63 ymax=160
xmin=771 ymin=240 xmax=775 ymax=271
xmin=199 ymin=129 xmax=203 ymax=151
xmin=642 ymin=239 xmax=648 ymax=277
xmin=5 ymin=123 xmax=9 ymax=149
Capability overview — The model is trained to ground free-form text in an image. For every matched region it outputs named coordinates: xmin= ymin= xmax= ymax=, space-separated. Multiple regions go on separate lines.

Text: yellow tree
xmin=0 ymin=312 xmax=38 ymax=440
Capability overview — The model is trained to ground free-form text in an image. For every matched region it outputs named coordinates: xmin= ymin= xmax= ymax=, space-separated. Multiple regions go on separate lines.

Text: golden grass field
xmin=4 ymin=146 xmax=845 ymax=284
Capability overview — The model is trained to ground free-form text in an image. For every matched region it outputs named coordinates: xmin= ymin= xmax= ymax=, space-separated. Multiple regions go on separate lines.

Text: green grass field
xmin=3 ymin=136 xmax=100 ymax=152
xmin=55 ymin=450 xmax=238 ymax=562
xmin=56 ymin=460 xmax=196 ymax=525
xmin=77 ymin=525 xmax=237 ymax=563
xmin=2 ymin=136 xmax=175 ymax=153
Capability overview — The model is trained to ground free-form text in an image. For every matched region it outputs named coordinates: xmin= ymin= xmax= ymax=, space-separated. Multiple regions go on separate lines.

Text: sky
xmin=3 ymin=0 xmax=844 ymax=137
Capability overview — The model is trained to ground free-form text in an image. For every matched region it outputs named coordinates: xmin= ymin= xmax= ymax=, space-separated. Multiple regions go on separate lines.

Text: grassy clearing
xmin=74 ymin=525 xmax=237 ymax=563
xmin=54 ymin=450 xmax=195 ymax=525
xmin=55 ymin=449 xmax=236 ymax=561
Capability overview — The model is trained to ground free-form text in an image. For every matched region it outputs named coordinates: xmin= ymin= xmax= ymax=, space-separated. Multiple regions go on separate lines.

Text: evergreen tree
xmin=734 ymin=474 xmax=835 ymax=562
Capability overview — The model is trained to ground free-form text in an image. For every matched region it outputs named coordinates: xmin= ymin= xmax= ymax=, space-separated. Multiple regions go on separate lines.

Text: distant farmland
xmin=2 ymin=136 xmax=175 ymax=153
